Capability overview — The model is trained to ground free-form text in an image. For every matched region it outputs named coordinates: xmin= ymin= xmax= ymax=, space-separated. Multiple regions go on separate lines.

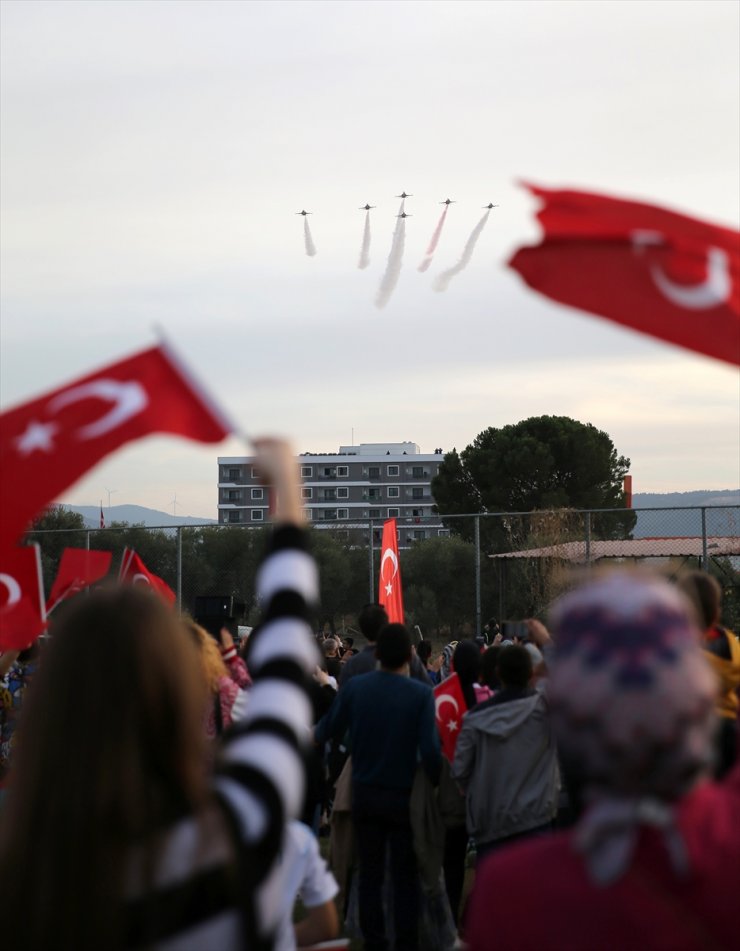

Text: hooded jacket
xmin=452 ymin=683 xmax=559 ymax=844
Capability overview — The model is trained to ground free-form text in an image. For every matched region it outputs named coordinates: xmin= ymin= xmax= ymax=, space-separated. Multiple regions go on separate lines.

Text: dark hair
xmin=416 ymin=640 xmax=433 ymax=665
xmin=677 ymin=571 xmax=721 ymax=629
xmin=453 ymin=640 xmax=482 ymax=709
xmin=0 ymin=585 xmax=209 ymax=950
xmin=481 ymin=645 xmax=502 ymax=690
xmin=498 ymin=645 xmax=533 ymax=688
xmin=376 ymin=623 xmax=412 ymax=669
xmin=358 ymin=603 xmax=389 ymax=643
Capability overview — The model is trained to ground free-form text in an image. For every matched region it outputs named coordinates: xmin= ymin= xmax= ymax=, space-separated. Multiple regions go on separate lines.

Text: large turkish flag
xmin=509 ymin=184 xmax=740 ymax=365
xmin=378 ymin=518 xmax=404 ymax=623
xmin=0 ymin=343 xmax=232 ymax=550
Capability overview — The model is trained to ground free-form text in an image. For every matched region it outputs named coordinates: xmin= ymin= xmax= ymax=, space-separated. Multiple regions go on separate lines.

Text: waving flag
xmin=434 ymin=672 xmax=468 ymax=761
xmin=0 ymin=342 xmax=233 ymax=550
xmin=509 ymin=184 xmax=740 ymax=365
xmin=119 ymin=549 xmax=176 ymax=606
xmin=46 ymin=547 xmax=113 ymax=614
xmin=0 ymin=544 xmax=47 ymax=650
xmin=378 ymin=518 xmax=404 ymax=623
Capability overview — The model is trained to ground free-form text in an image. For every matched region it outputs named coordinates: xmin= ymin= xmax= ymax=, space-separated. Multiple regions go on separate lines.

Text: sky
xmin=1 ymin=0 xmax=738 ymax=519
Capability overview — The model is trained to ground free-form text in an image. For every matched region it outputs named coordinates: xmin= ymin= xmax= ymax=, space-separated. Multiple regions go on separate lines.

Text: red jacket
xmin=467 ymin=759 xmax=740 ymax=951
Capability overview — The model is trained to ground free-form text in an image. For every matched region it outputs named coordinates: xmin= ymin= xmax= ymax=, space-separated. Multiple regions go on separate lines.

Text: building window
xmin=412 ymin=487 xmax=424 ymax=499
xmin=321 ymin=467 xmax=336 ymax=478
xmin=228 ymin=467 xmax=240 ymax=481
xmin=438 ymin=529 xmax=450 ymax=537
xmin=337 ymin=487 xmax=349 ymax=499
xmin=228 ymin=510 xmax=241 ymax=523
xmin=321 ymin=488 xmax=337 ymax=501
xmin=412 ymin=466 xmax=424 ymax=478
xmin=411 ymin=508 xmax=424 ymax=517
xmin=337 ymin=508 xmax=348 ymax=519
xmin=414 ymin=530 xmax=425 ymax=540
xmin=367 ymin=488 xmax=381 ymax=500
xmin=368 ymin=466 xmax=381 ymax=479
xmin=337 ymin=465 xmax=349 ymax=477
xmin=251 ymin=510 xmax=264 ymax=522
xmin=228 ymin=489 xmax=241 ymax=501
xmin=369 ymin=508 xmax=381 ymax=519
xmin=388 ymin=507 xmax=400 ymax=518
xmin=305 ymin=508 xmax=313 ymax=521
xmin=322 ymin=509 xmax=337 ymax=520
xmin=301 ymin=466 xmax=313 ymax=478
xmin=387 ymin=486 xmax=399 ymax=498
xmin=387 ymin=465 xmax=399 ymax=477
xmin=301 ymin=487 xmax=313 ymax=499
xmin=251 ymin=467 xmax=260 ymax=479
xmin=251 ymin=487 xmax=264 ymax=500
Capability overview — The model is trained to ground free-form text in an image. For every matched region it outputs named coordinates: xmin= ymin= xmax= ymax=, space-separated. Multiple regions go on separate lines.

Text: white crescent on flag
xmin=434 ymin=693 xmax=460 ymax=719
xmin=49 ymin=379 xmax=149 ymax=440
xmin=0 ymin=573 xmax=22 ymax=608
xmin=380 ymin=547 xmax=399 ymax=580
xmin=631 ymin=231 xmax=732 ymax=310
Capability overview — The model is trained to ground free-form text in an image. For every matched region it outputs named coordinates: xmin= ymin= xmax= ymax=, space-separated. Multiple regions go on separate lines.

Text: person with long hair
xmin=183 ymin=618 xmax=251 ymax=737
xmin=0 ymin=438 xmax=324 ymax=951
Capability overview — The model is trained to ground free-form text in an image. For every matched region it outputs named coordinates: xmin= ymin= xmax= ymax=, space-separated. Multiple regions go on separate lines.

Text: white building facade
xmin=218 ymin=442 xmax=448 ymax=545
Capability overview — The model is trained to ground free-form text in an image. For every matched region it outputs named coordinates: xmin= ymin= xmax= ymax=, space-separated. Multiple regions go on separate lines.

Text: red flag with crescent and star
xmin=119 ymin=548 xmax=176 ymax=606
xmin=0 ymin=343 xmax=233 ymax=551
xmin=46 ymin=547 xmax=113 ymax=614
xmin=378 ymin=518 xmax=404 ymax=623
xmin=0 ymin=543 xmax=47 ymax=649
xmin=434 ymin=672 xmax=468 ymax=762
xmin=509 ymin=184 xmax=740 ymax=366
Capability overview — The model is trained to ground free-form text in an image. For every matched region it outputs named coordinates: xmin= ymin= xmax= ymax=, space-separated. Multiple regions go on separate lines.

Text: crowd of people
xmin=1 ymin=440 xmax=739 ymax=950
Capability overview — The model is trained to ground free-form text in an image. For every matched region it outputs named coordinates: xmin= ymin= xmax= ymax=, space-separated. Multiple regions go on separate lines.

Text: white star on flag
xmin=15 ymin=421 xmax=59 ymax=455
xmin=447 ymin=719 xmax=459 ymax=733
xmin=385 ymin=581 xmax=393 ymax=596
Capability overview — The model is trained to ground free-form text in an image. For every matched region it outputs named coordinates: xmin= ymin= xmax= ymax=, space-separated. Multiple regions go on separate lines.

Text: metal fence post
xmin=368 ymin=520 xmax=374 ymax=601
xmin=701 ymin=507 xmax=708 ymax=571
xmin=584 ymin=511 xmax=592 ymax=568
xmin=176 ymin=527 xmax=183 ymax=610
xmin=86 ymin=531 xmax=90 ymax=550
xmin=474 ymin=515 xmax=481 ymax=635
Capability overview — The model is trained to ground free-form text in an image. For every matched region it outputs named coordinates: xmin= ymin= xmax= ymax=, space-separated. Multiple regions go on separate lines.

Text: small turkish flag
xmin=509 ymin=184 xmax=740 ymax=366
xmin=378 ymin=518 xmax=404 ymax=623
xmin=434 ymin=672 xmax=468 ymax=762
xmin=0 ymin=342 xmax=233 ymax=551
xmin=119 ymin=548 xmax=176 ymax=606
xmin=100 ymin=505 xmax=105 ymax=530
xmin=0 ymin=544 xmax=47 ymax=649
xmin=46 ymin=548 xmax=113 ymax=614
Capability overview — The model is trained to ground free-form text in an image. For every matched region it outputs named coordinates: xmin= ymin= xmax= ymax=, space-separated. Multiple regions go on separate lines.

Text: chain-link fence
xmin=27 ymin=505 xmax=740 ymax=640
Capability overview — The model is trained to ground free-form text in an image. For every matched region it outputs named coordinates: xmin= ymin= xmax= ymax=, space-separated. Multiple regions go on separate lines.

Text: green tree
xmin=402 ymin=535 xmax=477 ymax=635
xmin=433 ymin=416 xmax=635 ymax=545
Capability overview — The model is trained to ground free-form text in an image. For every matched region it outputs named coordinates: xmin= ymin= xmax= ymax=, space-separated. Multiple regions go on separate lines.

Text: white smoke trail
xmin=375 ymin=202 xmax=406 ymax=309
xmin=358 ymin=211 xmax=371 ymax=269
xmin=304 ymin=217 xmax=317 ymax=257
xmin=418 ymin=205 xmax=448 ymax=273
xmin=433 ymin=210 xmax=490 ymax=292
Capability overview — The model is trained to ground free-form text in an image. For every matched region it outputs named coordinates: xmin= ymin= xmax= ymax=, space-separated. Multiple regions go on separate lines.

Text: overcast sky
xmin=1 ymin=0 xmax=738 ymax=519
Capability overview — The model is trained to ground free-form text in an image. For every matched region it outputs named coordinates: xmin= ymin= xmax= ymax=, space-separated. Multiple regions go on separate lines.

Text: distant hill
xmin=631 ymin=491 xmax=739 ymax=539
xmin=65 ymin=504 xmax=217 ymax=529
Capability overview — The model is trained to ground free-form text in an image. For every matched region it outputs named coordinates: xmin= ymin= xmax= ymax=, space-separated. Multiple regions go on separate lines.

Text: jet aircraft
xmin=482 ymin=203 xmax=499 ymax=209
xmin=359 ymin=204 xmax=376 ymax=210
xmin=395 ymin=191 xmax=413 ymax=199
xmin=296 ymin=210 xmax=312 ymax=216
xmin=396 ymin=211 xmax=412 ymax=218
xmin=440 ymin=198 xmax=456 ymax=205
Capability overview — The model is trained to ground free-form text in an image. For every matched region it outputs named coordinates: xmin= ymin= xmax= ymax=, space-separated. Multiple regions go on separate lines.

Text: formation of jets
xmin=297 ymin=196 xmax=500 ymax=214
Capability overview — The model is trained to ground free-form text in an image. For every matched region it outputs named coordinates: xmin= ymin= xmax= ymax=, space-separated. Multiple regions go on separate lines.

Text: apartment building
xmin=217 ymin=442 xmax=448 ymax=545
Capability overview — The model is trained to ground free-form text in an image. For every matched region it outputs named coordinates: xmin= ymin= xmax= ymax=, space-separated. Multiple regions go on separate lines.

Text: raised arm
xmin=210 ymin=439 xmax=319 ymax=932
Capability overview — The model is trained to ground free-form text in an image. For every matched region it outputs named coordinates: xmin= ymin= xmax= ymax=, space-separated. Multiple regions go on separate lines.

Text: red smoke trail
xmin=418 ymin=205 xmax=448 ymax=272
